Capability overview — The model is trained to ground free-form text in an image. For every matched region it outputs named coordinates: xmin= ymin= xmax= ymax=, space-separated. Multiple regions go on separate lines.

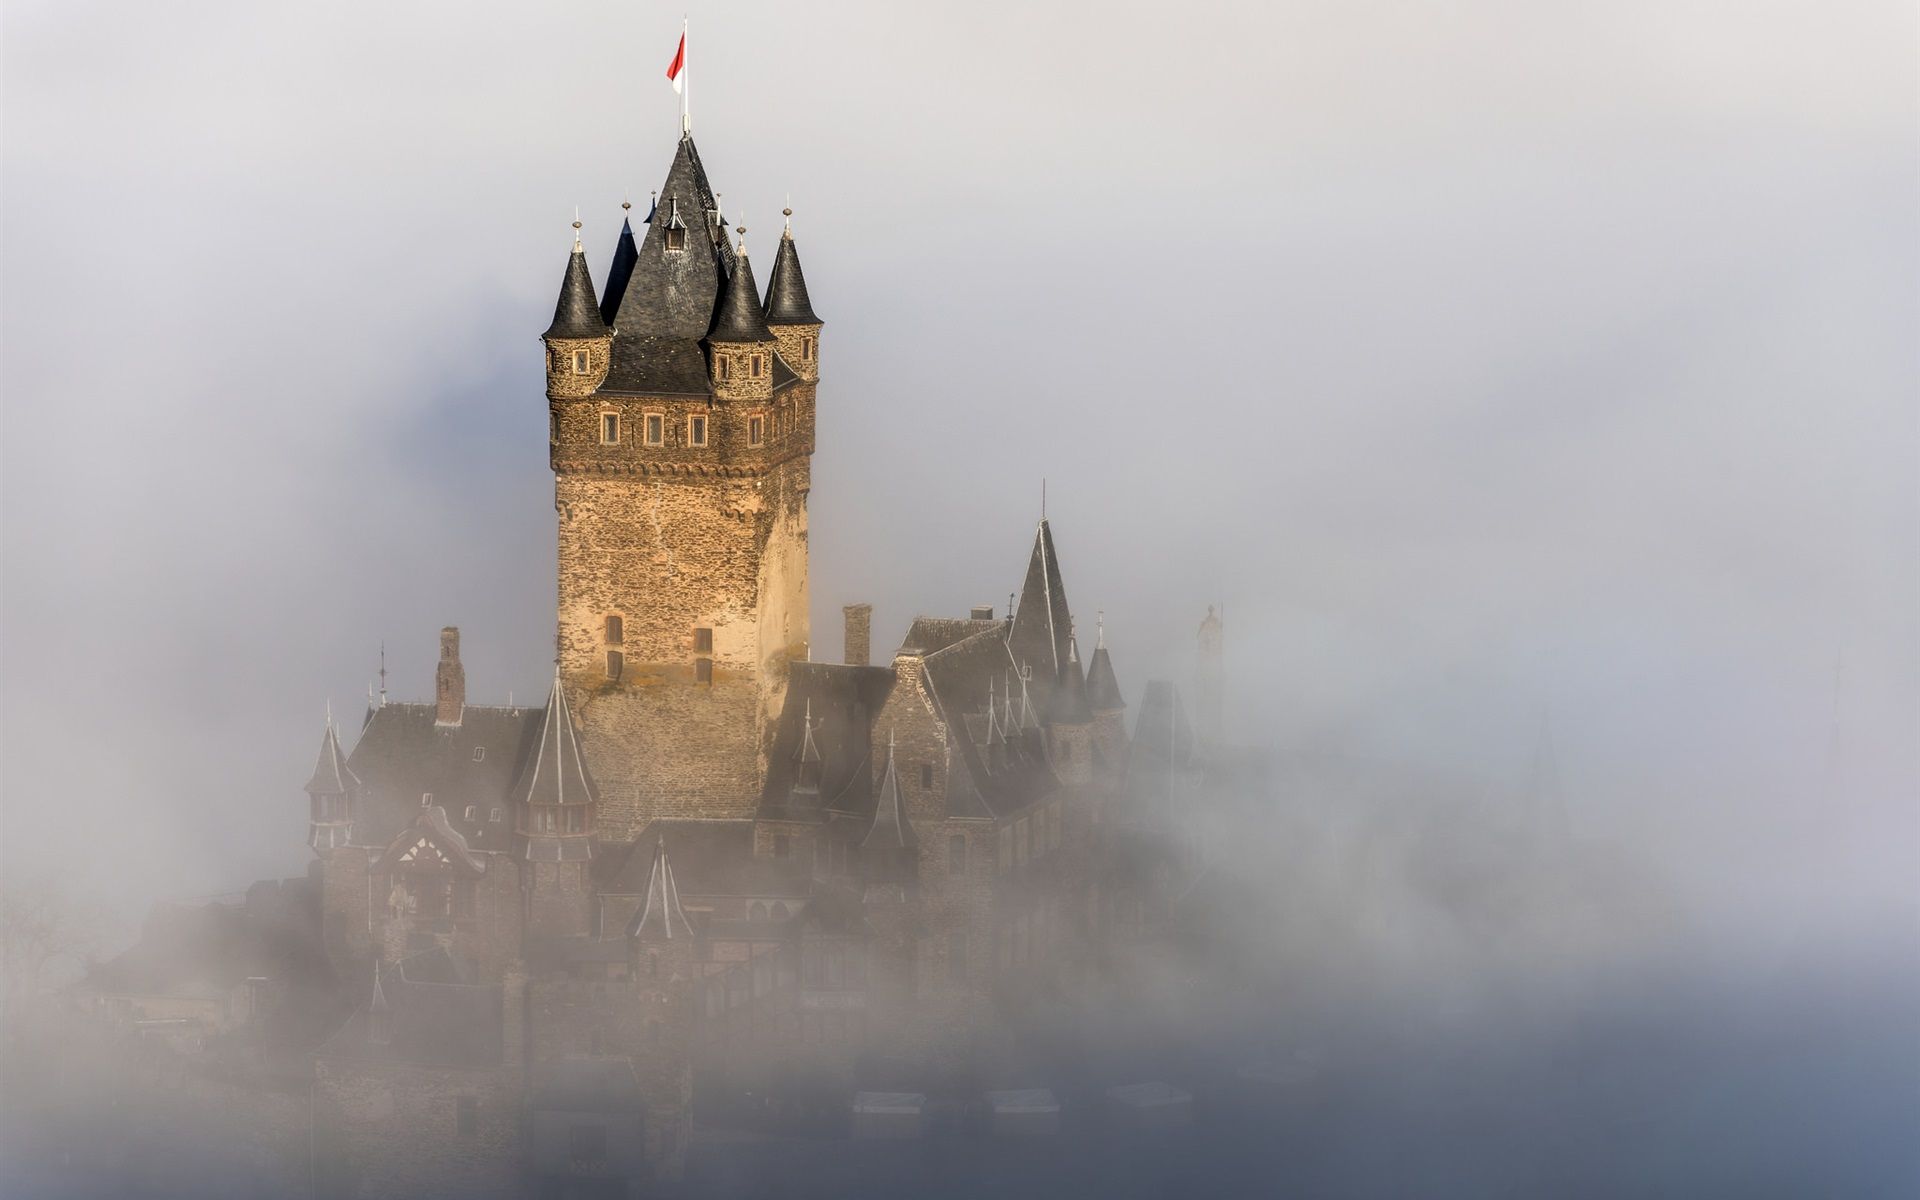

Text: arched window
xmin=604 ymin=615 xmax=623 ymax=645
xmin=749 ymin=901 xmax=769 ymax=923
xmin=771 ymin=902 xmax=790 ymax=921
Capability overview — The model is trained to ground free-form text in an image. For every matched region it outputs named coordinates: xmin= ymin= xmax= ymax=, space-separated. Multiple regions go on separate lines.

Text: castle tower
xmin=547 ymin=134 xmax=816 ymax=838
xmin=304 ymin=707 xmax=359 ymax=851
xmin=1045 ymin=637 xmax=1094 ymax=788
xmin=1085 ymin=614 xmax=1128 ymax=786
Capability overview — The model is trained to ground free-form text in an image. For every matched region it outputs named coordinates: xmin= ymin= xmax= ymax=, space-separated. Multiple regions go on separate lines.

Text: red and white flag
xmin=666 ymin=31 xmax=686 ymax=95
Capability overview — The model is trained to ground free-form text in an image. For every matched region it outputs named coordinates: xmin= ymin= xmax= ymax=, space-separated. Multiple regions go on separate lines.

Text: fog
xmin=3 ymin=0 xmax=1915 ymax=1195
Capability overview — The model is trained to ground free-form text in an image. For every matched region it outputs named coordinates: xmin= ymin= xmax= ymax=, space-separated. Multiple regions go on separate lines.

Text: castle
xmin=109 ymin=125 xmax=1220 ymax=1197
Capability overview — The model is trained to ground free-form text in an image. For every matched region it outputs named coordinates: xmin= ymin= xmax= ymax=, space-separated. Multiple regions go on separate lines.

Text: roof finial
xmin=572 ymin=206 xmax=583 ymax=251
xmin=1041 ymin=478 xmax=1047 ymax=521
xmin=1097 ymin=610 xmax=1106 ymax=650
xmin=378 ymin=642 xmax=387 ymax=706
xmin=783 ymin=200 xmax=793 ymax=236
xmin=325 ymin=698 xmax=334 ymax=729
xmin=735 ymin=224 xmax=746 ymax=255
xmin=622 ymin=194 xmax=632 ymax=213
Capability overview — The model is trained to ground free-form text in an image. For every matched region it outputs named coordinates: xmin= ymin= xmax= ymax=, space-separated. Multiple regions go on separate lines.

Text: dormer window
xmin=571 ymin=349 xmax=590 ymax=374
xmin=472 ymin=747 xmax=486 ymax=762
xmin=688 ymin=414 xmax=707 ymax=446
xmin=665 ymin=224 xmax=686 ymax=252
xmin=748 ymin=416 xmax=764 ymax=446
xmin=600 ymin=412 xmax=620 ymax=445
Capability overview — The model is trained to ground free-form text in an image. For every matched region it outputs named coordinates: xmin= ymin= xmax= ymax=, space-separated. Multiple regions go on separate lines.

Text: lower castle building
xmin=223 ymin=123 xmax=1213 ymax=1196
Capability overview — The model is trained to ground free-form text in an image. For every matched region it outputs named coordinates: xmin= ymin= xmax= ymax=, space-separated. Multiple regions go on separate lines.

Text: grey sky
xmin=2 ymin=1 xmax=1913 ymax=939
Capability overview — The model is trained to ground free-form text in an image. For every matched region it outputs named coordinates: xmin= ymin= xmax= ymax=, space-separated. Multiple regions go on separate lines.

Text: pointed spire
xmin=789 ymin=699 xmax=823 ymax=802
xmin=862 ymin=732 xmax=917 ymax=851
xmin=543 ymin=216 xmax=609 ymax=340
xmin=764 ymin=207 xmax=821 ymax=326
xmin=600 ymin=202 xmax=641 ymax=326
xmin=367 ymin=961 xmax=392 ymax=1044
xmin=305 ymin=707 xmax=359 ymax=796
xmin=613 ymin=135 xmax=732 ymax=338
xmin=513 ymin=665 xmax=597 ymax=811
xmin=709 ymin=226 xmax=774 ymax=343
xmin=1086 ymin=611 xmax=1125 ymax=712
xmin=1008 ymin=520 xmax=1073 ymax=680
xmin=628 ymin=838 xmax=695 ymax=940
xmin=1046 ymin=636 xmax=1093 ymax=726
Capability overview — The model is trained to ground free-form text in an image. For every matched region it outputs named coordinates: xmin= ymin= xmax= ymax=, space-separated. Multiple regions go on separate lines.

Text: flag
xmin=666 ymin=33 xmax=686 ymax=95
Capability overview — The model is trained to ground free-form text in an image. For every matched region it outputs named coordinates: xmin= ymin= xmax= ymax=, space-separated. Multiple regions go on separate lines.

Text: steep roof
xmin=709 ymin=244 xmax=774 ymax=343
xmin=304 ymin=712 xmax=359 ymax=795
xmin=596 ymin=334 xmax=713 ymax=397
xmin=543 ymin=240 xmax=609 ymax=340
xmin=344 ymin=702 xmax=542 ymax=854
xmin=610 ymin=134 xmax=732 ymax=341
xmin=764 ymin=228 xmax=820 ymax=325
xmin=374 ymin=805 xmax=488 ymax=877
xmin=599 ymin=214 xmax=640 ymax=327
xmin=1008 ymin=520 xmax=1074 ymax=683
xmin=1086 ymin=630 xmax=1125 ymax=712
xmin=758 ymin=662 xmax=896 ymax=822
xmin=513 ymin=670 xmax=596 ymax=809
xmin=861 ymin=738 xmax=918 ymax=851
xmin=626 ymin=839 xmax=695 ymax=940
xmin=917 ymin=625 xmax=1058 ymax=820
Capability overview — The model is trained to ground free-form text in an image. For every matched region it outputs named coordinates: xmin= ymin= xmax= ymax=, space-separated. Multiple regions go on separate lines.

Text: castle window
xmin=692 ymin=626 xmax=712 ymax=654
xmin=421 ymin=792 xmax=432 ymax=807
xmin=456 ymin=1097 xmax=478 ymax=1136
xmin=748 ymin=415 xmax=763 ymax=446
xmin=665 ymin=225 xmax=686 ymax=252
xmin=644 ymin=413 xmax=664 ymax=445
xmin=605 ymin=614 xmax=624 ymax=645
xmin=715 ymin=355 xmax=731 ymax=382
xmin=464 ymin=805 xmax=476 ymax=821
xmin=688 ymin=414 xmax=707 ymax=446
xmin=920 ymin=762 xmax=934 ymax=791
xmin=600 ymin=412 xmax=620 ymax=444
xmin=606 ymin=650 xmax=624 ymax=681
xmin=695 ymin=657 xmax=712 ymax=684
xmin=571 ymin=349 xmax=589 ymax=374
xmin=803 ymin=337 xmax=815 ymax=362
xmin=491 ymin=808 xmax=504 ymax=823
xmin=948 ymin=834 xmax=967 ymax=875
xmin=472 ymin=746 xmax=485 ymax=762
xmin=750 ymin=355 xmax=763 ymax=378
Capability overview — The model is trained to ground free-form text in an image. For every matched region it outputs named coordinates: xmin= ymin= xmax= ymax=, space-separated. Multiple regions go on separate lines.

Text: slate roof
xmin=596 ymin=334 xmax=713 ymax=397
xmin=860 ymin=740 xmax=917 ymax=851
xmin=708 ymin=247 xmax=773 ymax=343
xmin=1046 ymin=637 xmax=1093 ymax=726
xmin=764 ymin=229 xmax=820 ymax=325
xmin=758 ymin=661 xmax=896 ymax=822
xmin=610 ymin=134 xmax=732 ymax=342
xmin=598 ymin=215 xmax=640 ymax=327
xmin=1086 ymin=641 xmax=1125 ymax=712
xmin=544 ymin=244 xmax=609 ymax=340
xmin=305 ymin=715 xmax=358 ymax=795
xmin=1008 ymin=520 xmax=1074 ymax=684
xmin=345 ymin=702 xmax=542 ymax=855
xmin=514 ymin=670 xmax=597 ymax=862
xmin=918 ymin=626 xmax=1058 ymax=820
xmin=625 ymin=839 xmax=695 ymax=940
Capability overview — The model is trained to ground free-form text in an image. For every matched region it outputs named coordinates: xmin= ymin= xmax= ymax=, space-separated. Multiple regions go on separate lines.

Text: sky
xmin=2 ymin=0 xmax=1914 ymax=957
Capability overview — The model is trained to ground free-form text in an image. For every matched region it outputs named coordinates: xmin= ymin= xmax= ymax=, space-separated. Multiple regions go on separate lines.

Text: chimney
xmin=843 ymin=604 xmax=872 ymax=667
xmin=970 ymin=605 xmax=994 ymax=621
xmin=435 ymin=626 xmax=466 ymax=727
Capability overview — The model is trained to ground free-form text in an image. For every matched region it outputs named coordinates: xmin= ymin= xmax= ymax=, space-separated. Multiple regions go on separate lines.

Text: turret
xmin=515 ymin=666 xmax=598 ymax=936
xmin=304 ymin=706 xmax=359 ymax=851
xmin=599 ymin=202 xmax=640 ymax=326
xmin=1085 ymin=612 xmax=1129 ymax=785
xmin=764 ymin=208 xmax=822 ymax=382
xmin=542 ymin=219 xmax=613 ymax=401
xmin=706 ymin=228 xmax=776 ymax=403
xmin=1046 ymin=637 xmax=1094 ymax=788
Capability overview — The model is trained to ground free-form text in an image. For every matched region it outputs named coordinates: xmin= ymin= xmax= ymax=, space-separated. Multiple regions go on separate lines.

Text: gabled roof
xmin=304 ymin=712 xmax=359 ymax=795
xmin=344 ymin=702 xmax=541 ymax=853
xmin=513 ymin=669 xmax=596 ymax=808
xmin=764 ymin=228 xmax=820 ymax=325
xmin=1008 ymin=520 xmax=1074 ymax=683
xmin=861 ymin=738 xmax=917 ymax=851
xmin=708 ymin=245 xmax=774 ymax=343
xmin=599 ymin=215 xmax=640 ymax=327
xmin=543 ymin=241 xmax=609 ymax=340
xmin=758 ymin=661 xmax=896 ymax=822
xmin=374 ymin=806 xmax=488 ymax=877
xmin=626 ymin=839 xmax=695 ymax=940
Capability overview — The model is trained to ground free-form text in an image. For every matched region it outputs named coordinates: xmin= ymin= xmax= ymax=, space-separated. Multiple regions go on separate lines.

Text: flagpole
xmin=682 ymin=16 xmax=690 ymax=135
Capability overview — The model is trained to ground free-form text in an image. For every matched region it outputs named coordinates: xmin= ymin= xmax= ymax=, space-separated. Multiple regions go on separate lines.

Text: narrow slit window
xmin=571 ymin=349 xmax=589 ymax=374
xmin=692 ymin=627 xmax=712 ymax=653
xmin=472 ymin=746 xmax=485 ymax=762
xmin=715 ymin=356 xmax=731 ymax=382
xmin=920 ymin=762 xmax=934 ymax=790
xmin=605 ymin=614 xmax=623 ymax=645
xmin=600 ymin=412 xmax=620 ymax=445
xmin=421 ymin=792 xmax=433 ymax=807
xmin=688 ymin=414 xmax=707 ymax=446
xmin=695 ymin=657 xmax=713 ymax=684
xmin=750 ymin=355 xmax=763 ymax=378
xmin=748 ymin=416 xmax=764 ymax=446
xmin=606 ymin=650 xmax=624 ymax=681
xmin=803 ymin=337 xmax=815 ymax=362
xmin=644 ymin=413 xmax=664 ymax=446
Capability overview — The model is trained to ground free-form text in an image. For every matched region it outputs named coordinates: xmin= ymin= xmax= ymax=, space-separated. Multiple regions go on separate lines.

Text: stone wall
xmin=313 ymin=1060 xmax=519 ymax=1200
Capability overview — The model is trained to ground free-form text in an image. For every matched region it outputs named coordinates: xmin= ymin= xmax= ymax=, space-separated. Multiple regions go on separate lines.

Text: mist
xmin=3 ymin=1 xmax=1916 ymax=1196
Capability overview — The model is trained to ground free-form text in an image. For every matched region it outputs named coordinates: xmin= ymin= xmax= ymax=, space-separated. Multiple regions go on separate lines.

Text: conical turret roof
xmin=1046 ymin=638 xmax=1093 ymax=726
xmin=612 ymin=134 xmax=734 ymax=340
xmin=627 ymin=839 xmax=695 ymax=940
xmin=765 ymin=227 xmax=820 ymax=325
xmin=1086 ymin=620 xmax=1125 ymax=712
xmin=861 ymin=737 xmax=918 ymax=851
xmin=304 ymin=711 xmax=359 ymax=795
xmin=709 ymin=244 xmax=773 ymax=343
xmin=1008 ymin=520 xmax=1073 ymax=681
xmin=599 ymin=215 xmax=640 ymax=326
xmin=544 ymin=239 xmax=609 ymax=340
xmin=514 ymin=669 xmax=596 ymax=808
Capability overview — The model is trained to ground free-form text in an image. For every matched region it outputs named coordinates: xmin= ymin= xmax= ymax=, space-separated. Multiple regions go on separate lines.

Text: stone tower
xmin=543 ymin=134 xmax=818 ymax=839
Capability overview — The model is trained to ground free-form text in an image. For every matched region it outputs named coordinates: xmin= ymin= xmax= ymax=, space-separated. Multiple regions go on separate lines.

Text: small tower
xmin=304 ymin=707 xmax=359 ymax=851
xmin=1045 ymin=637 xmax=1094 ymax=788
xmin=764 ymin=207 xmax=823 ymax=382
xmin=1195 ymin=605 xmax=1224 ymax=746
xmin=434 ymin=627 xmax=465 ymax=728
xmin=599 ymin=202 xmax=640 ymax=327
xmin=515 ymin=666 xmax=599 ymax=937
xmin=861 ymin=734 xmax=919 ymax=891
xmin=543 ymin=219 xmax=613 ymax=402
xmin=706 ymin=227 xmax=776 ymax=403
xmin=1085 ymin=612 xmax=1128 ymax=785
